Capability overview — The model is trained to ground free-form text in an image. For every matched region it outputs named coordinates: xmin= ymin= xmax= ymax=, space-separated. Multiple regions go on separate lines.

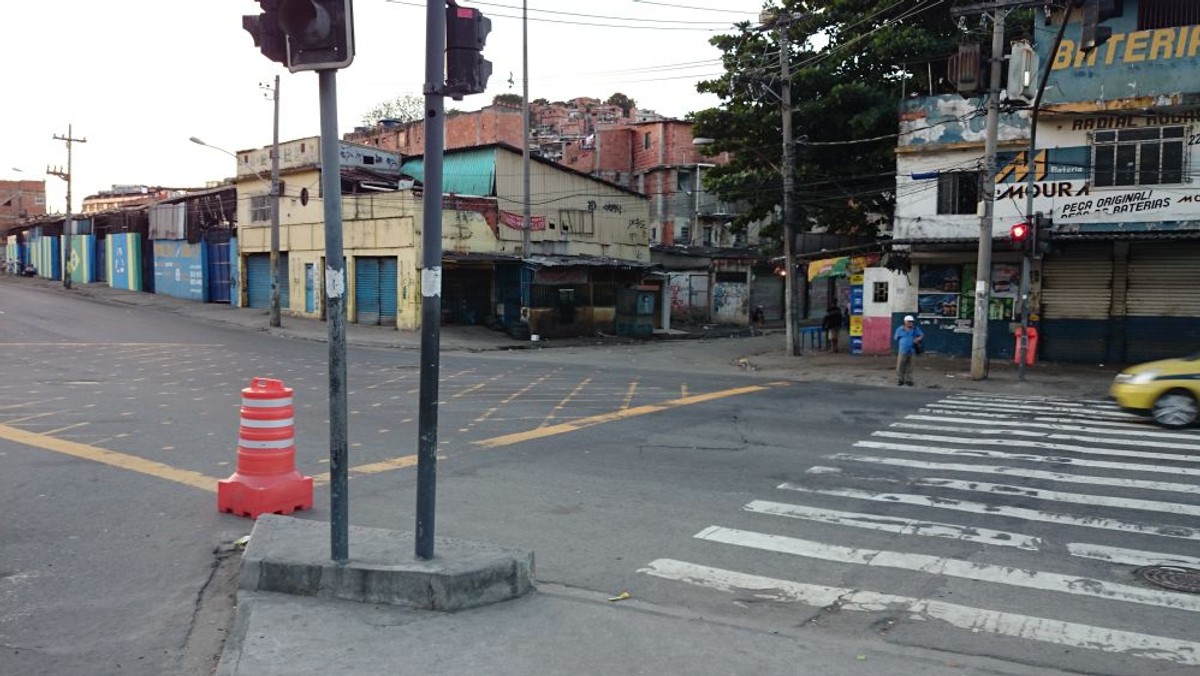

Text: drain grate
xmin=1135 ymin=566 xmax=1200 ymax=594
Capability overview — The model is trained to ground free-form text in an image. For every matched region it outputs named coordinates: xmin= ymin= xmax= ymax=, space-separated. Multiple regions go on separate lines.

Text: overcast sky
xmin=2 ymin=0 xmax=770 ymax=213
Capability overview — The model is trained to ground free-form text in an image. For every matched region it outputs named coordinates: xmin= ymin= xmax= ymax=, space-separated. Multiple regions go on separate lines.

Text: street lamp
xmin=191 ymin=135 xmax=282 ymax=328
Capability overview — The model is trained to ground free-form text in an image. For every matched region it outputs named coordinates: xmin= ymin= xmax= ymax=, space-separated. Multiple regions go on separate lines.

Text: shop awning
xmin=806 ymin=253 xmax=880 ymax=282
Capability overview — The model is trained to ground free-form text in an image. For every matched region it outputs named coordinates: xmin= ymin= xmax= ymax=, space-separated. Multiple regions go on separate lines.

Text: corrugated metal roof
xmin=401 ymin=147 xmax=497 ymax=197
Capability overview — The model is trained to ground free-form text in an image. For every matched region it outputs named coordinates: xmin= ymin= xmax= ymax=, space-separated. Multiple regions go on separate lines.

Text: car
xmin=1110 ymin=354 xmax=1200 ymax=428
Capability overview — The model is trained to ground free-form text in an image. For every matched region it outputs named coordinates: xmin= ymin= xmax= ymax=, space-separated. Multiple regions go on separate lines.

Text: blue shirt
xmin=894 ymin=324 xmax=924 ymax=355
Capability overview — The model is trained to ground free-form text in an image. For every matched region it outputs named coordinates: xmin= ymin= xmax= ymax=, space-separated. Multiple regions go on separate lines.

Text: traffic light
xmin=1080 ymin=0 xmax=1123 ymax=53
xmin=445 ymin=4 xmax=492 ymax=100
xmin=1033 ymin=211 xmax=1054 ymax=257
xmin=244 ymin=0 xmax=355 ymax=72
xmin=244 ymin=1 xmax=288 ymax=66
xmin=1010 ymin=221 xmax=1032 ymax=251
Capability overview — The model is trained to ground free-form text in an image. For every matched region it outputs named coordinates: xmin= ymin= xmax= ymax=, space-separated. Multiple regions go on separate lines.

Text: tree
xmin=691 ymin=0 xmax=1019 ymax=241
xmin=493 ymin=93 xmax=524 ymax=107
xmin=360 ymin=95 xmax=424 ymax=127
xmin=605 ymin=92 xmax=636 ymax=116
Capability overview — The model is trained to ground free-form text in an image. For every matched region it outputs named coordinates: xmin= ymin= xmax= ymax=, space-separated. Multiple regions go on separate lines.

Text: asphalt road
xmin=2 ymin=281 xmax=1199 ymax=676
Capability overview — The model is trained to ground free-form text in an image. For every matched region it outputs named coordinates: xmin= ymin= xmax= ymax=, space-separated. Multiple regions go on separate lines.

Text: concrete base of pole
xmin=239 ymin=515 xmax=535 ymax=612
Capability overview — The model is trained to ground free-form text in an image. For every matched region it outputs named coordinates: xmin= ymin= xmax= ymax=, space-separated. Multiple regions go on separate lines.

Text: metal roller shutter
xmin=246 ymin=254 xmax=271 ymax=309
xmin=379 ymin=257 xmax=398 ymax=324
xmin=751 ymin=272 xmax=784 ymax=322
xmin=1039 ymin=244 xmax=1113 ymax=363
xmin=1125 ymin=242 xmax=1200 ymax=361
xmin=355 ymin=257 xmax=381 ymax=325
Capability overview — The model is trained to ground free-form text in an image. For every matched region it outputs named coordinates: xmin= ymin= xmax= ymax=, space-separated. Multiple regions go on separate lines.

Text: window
xmin=678 ymin=224 xmax=690 ymax=243
xmin=936 ymin=172 xmax=980 ymax=214
xmin=1093 ymin=126 xmax=1185 ymax=187
xmin=873 ymin=282 xmax=889 ymax=303
xmin=250 ymin=194 xmax=272 ymax=223
xmin=702 ymin=226 xmax=713 ymax=246
xmin=558 ymin=209 xmax=595 ymax=235
xmin=643 ymin=132 xmax=651 ymax=150
xmin=1139 ymin=0 xmax=1200 ymax=29
xmin=677 ymin=169 xmax=694 ymax=192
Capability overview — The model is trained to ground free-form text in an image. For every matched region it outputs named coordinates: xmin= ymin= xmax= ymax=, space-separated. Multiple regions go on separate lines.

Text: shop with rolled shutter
xmin=1038 ymin=243 xmax=1115 ymax=363
xmin=354 ymin=256 xmax=399 ymax=326
xmin=245 ymin=253 xmax=289 ymax=311
xmin=1124 ymin=241 xmax=1200 ymax=362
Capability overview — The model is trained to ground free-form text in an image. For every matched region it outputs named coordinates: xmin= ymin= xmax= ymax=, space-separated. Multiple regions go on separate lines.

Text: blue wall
xmin=153 ymin=240 xmax=208 ymax=301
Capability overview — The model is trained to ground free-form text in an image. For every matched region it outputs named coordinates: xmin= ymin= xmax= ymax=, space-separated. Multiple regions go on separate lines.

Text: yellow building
xmin=234 ymin=139 xmax=656 ymax=336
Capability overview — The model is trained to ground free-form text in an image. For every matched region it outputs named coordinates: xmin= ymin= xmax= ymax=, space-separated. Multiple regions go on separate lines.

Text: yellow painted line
xmin=473 ymin=384 xmax=777 ymax=449
xmin=0 ymin=423 xmax=219 ymax=493
xmin=621 ymin=381 xmax=639 ymax=410
xmin=473 ymin=374 xmax=552 ymax=425
xmin=4 ymin=411 xmax=60 ymax=425
xmin=539 ymin=376 xmax=592 ymax=428
xmin=311 ymin=453 xmax=441 ymax=486
xmin=42 ymin=422 xmax=90 ymax=436
xmin=0 ymin=399 xmax=54 ymax=411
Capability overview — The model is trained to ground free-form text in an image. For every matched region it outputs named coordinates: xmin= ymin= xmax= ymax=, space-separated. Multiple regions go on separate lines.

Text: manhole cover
xmin=1135 ymin=566 xmax=1200 ymax=593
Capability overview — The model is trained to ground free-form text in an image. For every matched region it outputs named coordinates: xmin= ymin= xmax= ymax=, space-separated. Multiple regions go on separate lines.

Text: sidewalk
xmin=4 ymin=275 xmax=1120 ymax=399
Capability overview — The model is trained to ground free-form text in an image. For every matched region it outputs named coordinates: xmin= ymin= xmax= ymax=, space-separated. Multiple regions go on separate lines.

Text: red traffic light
xmin=1010 ymin=222 xmax=1031 ymax=243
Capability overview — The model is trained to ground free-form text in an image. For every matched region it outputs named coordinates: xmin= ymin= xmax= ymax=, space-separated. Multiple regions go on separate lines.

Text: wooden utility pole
xmin=48 ymin=125 xmax=87 ymax=289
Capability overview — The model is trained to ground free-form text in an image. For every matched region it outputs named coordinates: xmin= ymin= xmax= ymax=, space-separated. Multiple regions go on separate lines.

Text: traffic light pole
xmin=318 ymin=70 xmax=351 ymax=564
xmin=1018 ymin=10 xmax=1070 ymax=381
xmin=415 ymin=0 xmax=447 ymax=561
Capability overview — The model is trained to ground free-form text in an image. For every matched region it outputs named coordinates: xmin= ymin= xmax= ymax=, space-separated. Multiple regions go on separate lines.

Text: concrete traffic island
xmin=240 ymin=514 xmax=535 ymax=611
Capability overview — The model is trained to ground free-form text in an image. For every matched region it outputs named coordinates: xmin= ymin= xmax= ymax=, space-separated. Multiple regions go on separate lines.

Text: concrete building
xmin=884 ymin=0 xmax=1200 ymax=363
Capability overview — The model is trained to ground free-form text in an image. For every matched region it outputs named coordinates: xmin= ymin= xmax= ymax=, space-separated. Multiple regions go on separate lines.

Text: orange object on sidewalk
xmin=1013 ymin=327 xmax=1038 ymax=365
xmin=218 ymin=377 xmax=313 ymax=519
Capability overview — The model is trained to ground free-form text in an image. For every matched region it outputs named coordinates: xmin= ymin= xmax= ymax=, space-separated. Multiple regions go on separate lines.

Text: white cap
xmin=904 ymin=315 xmax=915 ymax=322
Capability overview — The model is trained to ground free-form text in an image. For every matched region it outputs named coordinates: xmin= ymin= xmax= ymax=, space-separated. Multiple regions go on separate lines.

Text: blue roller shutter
xmin=246 ymin=254 xmax=271 ymax=308
xmin=380 ymin=257 xmax=398 ymax=325
xmin=355 ymin=257 xmax=381 ymax=325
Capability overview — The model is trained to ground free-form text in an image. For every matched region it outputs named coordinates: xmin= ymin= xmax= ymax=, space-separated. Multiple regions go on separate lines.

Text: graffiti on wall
xmin=712 ymin=282 xmax=748 ymax=323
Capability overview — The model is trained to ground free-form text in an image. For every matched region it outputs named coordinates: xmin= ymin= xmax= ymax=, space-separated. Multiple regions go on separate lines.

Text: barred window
xmin=1092 ymin=126 xmax=1185 ymax=188
xmin=558 ymin=209 xmax=595 ymax=235
xmin=936 ymin=171 xmax=980 ymax=215
xmin=250 ymin=194 xmax=272 ymax=223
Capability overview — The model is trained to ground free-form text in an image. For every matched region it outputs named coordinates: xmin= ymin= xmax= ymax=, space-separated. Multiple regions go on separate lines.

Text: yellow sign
xmin=849 ymin=315 xmax=863 ymax=337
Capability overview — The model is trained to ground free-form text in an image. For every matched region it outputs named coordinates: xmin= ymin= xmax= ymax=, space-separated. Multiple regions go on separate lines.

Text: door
xmin=206 ymin=233 xmax=231 ymax=303
xmin=246 ymin=254 xmax=271 ymax=309
xmin=1124 ymin=242 xmax=1200 ymax=362
xmin=355 ymin=256 xmax=381 ymax=325
xmin=1039 ymin=244 xmax=1114 ymax=363
xmin=305 ymin=263 xmax=316 ymax=314
xmin=379 ymin=257 xmax=398 ymax=325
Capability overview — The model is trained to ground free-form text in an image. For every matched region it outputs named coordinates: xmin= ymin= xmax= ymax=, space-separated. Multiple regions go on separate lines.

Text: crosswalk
xmin=638 ymin=393 xmax=1200 ymax=670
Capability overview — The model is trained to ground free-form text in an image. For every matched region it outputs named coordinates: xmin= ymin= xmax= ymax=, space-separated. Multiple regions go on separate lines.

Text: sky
xmin=2 ymin=0 xmax=772 ymax=214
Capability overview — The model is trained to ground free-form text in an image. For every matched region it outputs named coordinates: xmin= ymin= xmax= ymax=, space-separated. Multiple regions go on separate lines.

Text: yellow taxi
xmin=1110 ymin=354 xmax=1200 ymax=428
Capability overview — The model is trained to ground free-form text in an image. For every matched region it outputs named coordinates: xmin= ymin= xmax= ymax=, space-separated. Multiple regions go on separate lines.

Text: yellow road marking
xmin=42 ymin=422 xmax=90 ymax=436
xmin=474 ymin=373 xmax=552 ymax=425
xmin=539 ymin=377 xmax=592 ymax=428
xmin=622 ymin=381 xmax=639 ymax=410
xmin=0 ymin=423 xmax=219 ymax=493
xmin=0 ymin=399 xmax=54 ymax=411
xmin=311 ymin=453 xmax=442 ymax=486
xmin=4 ymin=411 xmax=59 ymax=425
xmin=474 ymin=384 xmax=777 ymax=449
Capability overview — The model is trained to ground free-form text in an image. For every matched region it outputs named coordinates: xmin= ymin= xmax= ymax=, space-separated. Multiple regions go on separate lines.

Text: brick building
xmin=0 ymin=179 xmax=47 ymax=233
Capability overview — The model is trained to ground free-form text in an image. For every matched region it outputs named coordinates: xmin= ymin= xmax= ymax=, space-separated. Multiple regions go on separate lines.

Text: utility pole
xmin=758 ymin=10 xmax=800 ymax=356
xmin=262 ymin=75 xmax=283 ymax=328
xmin=969 ymin=9 xmax=1007 ymax=380
xmin=49 ymin=125 xmax=86 ymax=289
xmin=521 ymin=0 xmax=532 ymax=257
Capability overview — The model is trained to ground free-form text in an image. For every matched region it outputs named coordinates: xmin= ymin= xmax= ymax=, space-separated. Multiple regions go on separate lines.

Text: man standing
xmin=893 ymin=315 xmax=924 ymax=386
xmin=822 ymin=304 xmax=842 ymax=353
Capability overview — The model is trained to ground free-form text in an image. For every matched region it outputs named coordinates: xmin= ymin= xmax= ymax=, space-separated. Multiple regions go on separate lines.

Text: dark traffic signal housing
xmin=445 ymin=4 xmax=492 ymax=100
xmin=1010 ymin=221 xmax=1032 ymax=251
xmin=1079 ymin=0 xmax=1124 ymax=53
xmin=244 ymin=0 xmax=355 ymax=72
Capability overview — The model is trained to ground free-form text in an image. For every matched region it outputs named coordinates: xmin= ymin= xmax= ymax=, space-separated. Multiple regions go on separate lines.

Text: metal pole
xmin=416 ymin=0 xmax=446 ymax=561
xmin=1018 ymin=13 xmax=1070 ymax=381
xmin=318 ymin=70 xmax=350 ymax=564
xmin=781 ymin=25 xmax=797 ymax=357
xmin=521 ymin=0 xmax=532 ymax=256
xmin=970 ymin=9 xmax=1007 ymax=380
xmin=64 ymin=124 xmax=73 ymax=290
xmin=270 ymin=74 xmax=282 ymax=329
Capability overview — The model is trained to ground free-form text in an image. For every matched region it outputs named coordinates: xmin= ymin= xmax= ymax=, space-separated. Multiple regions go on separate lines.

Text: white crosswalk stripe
xmin=638 ymin=392 xmax=1200 ymax=669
